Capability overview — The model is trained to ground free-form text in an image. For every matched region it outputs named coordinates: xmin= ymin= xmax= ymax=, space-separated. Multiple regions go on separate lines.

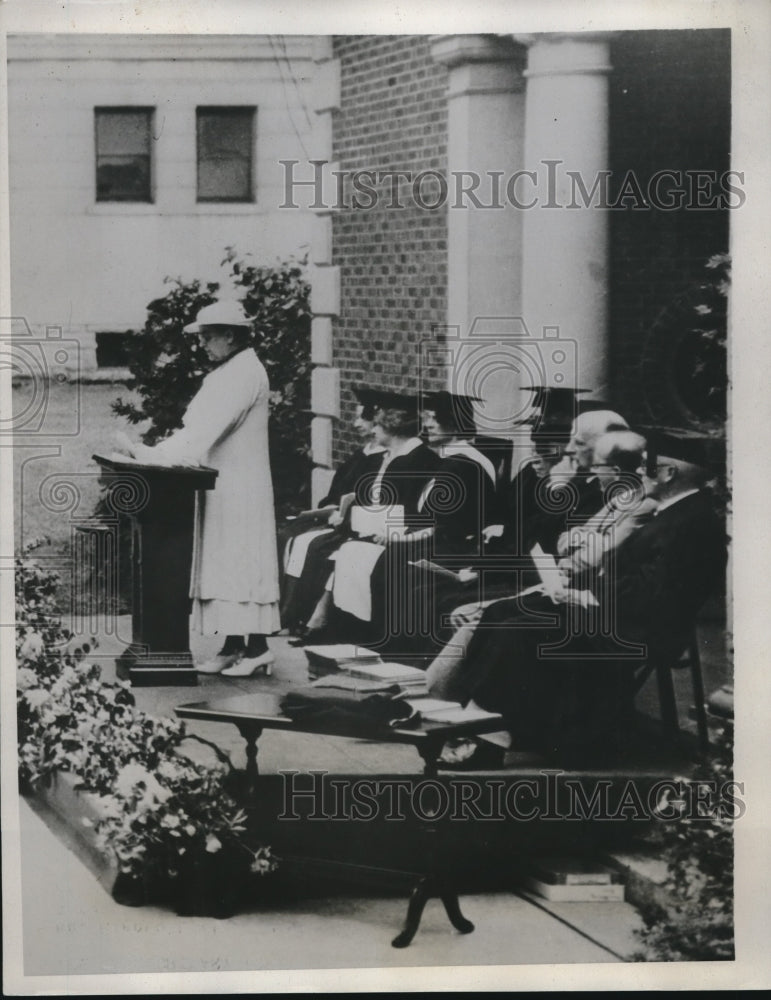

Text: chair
xmin=632 ymin=626 xmax=710 ymax=754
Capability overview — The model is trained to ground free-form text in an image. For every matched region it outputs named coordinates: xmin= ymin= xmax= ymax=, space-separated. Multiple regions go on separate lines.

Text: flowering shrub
xmin=665 ymin=251 xmax=729 ymax=428
xmin=16 ymin=540 xmax=276 ymax=905
xmin=634 ymin=723 xmax=735 ymax=961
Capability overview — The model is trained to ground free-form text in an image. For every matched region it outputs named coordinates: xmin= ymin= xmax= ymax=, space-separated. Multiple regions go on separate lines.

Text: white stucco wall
xmin=7 ymin=34 xmax=315 ymax=373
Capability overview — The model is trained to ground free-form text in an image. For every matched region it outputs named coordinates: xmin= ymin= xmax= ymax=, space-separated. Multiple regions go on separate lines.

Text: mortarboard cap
xmin=519 ymin=385 xmax=593 ymax=430
xmin=423 ymin=390 xmax=482 ymax=436
xmin=639 ymin=426 xmax=724 ymax=471
xmin=352 ymin=385 xmax=381 ymax=419
xmin=367 ymin=389 xmax=421 ymax=415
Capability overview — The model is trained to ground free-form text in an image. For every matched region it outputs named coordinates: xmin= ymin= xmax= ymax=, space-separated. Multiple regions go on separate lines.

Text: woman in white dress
xmin=115 ymin=299 xmax=281 ymax=676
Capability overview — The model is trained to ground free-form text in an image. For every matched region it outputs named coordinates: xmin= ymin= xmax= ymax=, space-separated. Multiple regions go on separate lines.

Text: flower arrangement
xmin=16 ymin=540 xmax=276 ymax=915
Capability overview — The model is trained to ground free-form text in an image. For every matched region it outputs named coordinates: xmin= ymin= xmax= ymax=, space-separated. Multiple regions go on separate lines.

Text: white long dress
xmin=133 ymin=347 xmax=281 ymax=636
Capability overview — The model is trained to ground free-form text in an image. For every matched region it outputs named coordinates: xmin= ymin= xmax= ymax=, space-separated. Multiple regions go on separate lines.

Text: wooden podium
xmin=93 ymin=454 xmax=218 ymax=686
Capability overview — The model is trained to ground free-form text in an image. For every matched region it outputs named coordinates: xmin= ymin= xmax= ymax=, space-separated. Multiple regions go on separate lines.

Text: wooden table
xmin=175 ymin=692 xmax=504 ymax=782
xmin=175 ymin=692 xmax=505 ymax=947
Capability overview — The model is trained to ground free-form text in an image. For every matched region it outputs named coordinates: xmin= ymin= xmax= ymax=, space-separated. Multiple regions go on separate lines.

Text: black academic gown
xmin=325 ymin=442 xmax=441 ymax=641
xmin=318 ymin=447 xmax=386 ymax=507
xmin=516 ymin=470 xmax=604 ymax=556
xmin=280 ymin=446 xmax=386 ymax=629
xmin=375 ymin=442 xmax=443 ymax=521
xmin=456 ymin=489 xmax=726 ymax=758
xmin=368 ymin=451 xmax=502 ymax=660
xmin=411 ymin=469 xmax=605 ymax=655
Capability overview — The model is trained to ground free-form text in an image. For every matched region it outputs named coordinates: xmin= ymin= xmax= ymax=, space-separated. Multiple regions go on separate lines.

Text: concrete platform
xmin=7 ymin=615 xmax=728 ymax=988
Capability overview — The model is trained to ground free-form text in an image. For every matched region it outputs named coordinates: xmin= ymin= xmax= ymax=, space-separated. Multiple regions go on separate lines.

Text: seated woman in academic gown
xmin=316 ymin=390 xmax=443 ymax=643
xmin=280 ymin=387 xmax=386 ymax=633
xmin=298 ymin=390 xmax=440 ymax=642
xmin=366 ymin=390 xmax=504 ymax=661
xmin=397 ymin=418 xmax=575 ymax=660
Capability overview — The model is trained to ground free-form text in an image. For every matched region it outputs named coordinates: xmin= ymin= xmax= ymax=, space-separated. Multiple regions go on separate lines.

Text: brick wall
xmin=607 ymin=29 xmax=731 ymax=428
xmin=331 ymin=35 xmax=448 ymax=461
xmin=329 ymin=30 xmax=730 ymax=454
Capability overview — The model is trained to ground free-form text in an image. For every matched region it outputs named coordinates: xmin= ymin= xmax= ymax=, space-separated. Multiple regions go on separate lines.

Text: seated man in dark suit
xmin=439 ymin=405 xmax=631 ymax=635
xmin=526 ymin=407 xmax=630 ymax=554
xmin=556 ymin=429 xmax=659 ymax=585
xmin=427 ymin=428 xmax=727 ymax=767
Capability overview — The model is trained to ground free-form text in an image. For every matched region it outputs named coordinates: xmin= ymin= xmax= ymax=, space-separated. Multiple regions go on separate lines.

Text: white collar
xmin=440 ymin=441 xmax=497 ymax=485
xmin=655 ymin=488 xmax=700 ymax=515
xmin=363 ymin=441 xmax=387 ymax=455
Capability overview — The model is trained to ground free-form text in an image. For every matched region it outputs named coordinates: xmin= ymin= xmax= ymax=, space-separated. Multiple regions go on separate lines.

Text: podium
xmin=93 ymin=454 xmax=218 ymax=686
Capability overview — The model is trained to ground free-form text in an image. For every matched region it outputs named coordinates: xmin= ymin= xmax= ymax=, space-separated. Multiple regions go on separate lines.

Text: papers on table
xmin=403 ymin=696 xmax=500 ymax=724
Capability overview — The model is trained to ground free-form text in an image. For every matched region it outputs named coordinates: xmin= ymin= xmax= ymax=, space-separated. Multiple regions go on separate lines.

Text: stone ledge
xmin=599 ymin=848 xmax=671 ymax=914
xmin=23 ymin=771 xmax=117 ymax=897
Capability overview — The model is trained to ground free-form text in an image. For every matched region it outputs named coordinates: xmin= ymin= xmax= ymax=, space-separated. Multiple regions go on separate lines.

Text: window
xmin=95 ymin=108 xmax=153 ymax=202
xmin=95 ymin=332 xmax=132 ymax=368
xmin=196 ymin=107 xmax=255 ymax=202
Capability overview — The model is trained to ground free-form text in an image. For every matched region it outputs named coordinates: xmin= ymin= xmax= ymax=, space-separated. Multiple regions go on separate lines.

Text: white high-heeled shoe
xmin=220 ymin=650 xmax=275 ymax=677
xmin=196 ymin=651 xmax=243 ymax=674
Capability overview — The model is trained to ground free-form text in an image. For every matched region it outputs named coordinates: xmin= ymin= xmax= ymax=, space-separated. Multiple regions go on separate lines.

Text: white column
xmin=517 ymin=33 xmax=613 ymax=398
xmin=430 ymin=35 xmax=527 ymax=433
xmin=308 ymin=42 xmax=341 ymax=505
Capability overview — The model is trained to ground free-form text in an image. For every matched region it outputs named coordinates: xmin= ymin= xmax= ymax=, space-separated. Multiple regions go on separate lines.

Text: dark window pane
xmin=96 ymin=156 xmax=151 ymax=201
xmin=95 ymin=109 xmax=152 ymax=202
xmin=95 ymin=332 xmax=132 ymax=368
xmin=196 ymin=108 xmax=254 ymax=202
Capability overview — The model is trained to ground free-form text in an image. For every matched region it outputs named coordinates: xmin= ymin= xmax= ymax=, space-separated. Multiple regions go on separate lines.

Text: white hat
xmin=184 ymin=299 xmax=251 ymax=333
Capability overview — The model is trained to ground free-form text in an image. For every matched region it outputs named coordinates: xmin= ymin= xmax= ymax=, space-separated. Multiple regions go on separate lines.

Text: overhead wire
xmin=268 ymin=34 xmax=312 ymax=162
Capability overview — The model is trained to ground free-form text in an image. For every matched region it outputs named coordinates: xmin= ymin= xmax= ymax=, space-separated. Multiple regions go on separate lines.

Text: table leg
xmin=439 ymin=886 xmax=475 ymax=934
xmin=392 ymin=877 xmax=432 ymax=948
xmin=236 ymin=723 xmax=263 ymax=796
xmin=416 ymin=736 xmax=444 ymax=777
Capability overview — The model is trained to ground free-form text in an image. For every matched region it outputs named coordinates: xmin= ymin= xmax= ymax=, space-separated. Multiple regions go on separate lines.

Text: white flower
xmin=25 ymin=688 xmax=52 ymax=709
xmin=16 ymin=667 xmax=38 ymax=691
xmin=60 ymin=665 xmax=78 ymax=684
xmin=139 ymin=781 xmax=171 ymax=810
xmin=155 ymin=759 xmax=179 ymax=781
xmin=115 ymin=762 xmax=153 ymax=797
xmin=19 ymin=632 xmax=44 ymax=660
xmin=205 ymin=834 xmax=222 ymax=854
xmin=250 ymin=855 xmax=273 ymax=875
